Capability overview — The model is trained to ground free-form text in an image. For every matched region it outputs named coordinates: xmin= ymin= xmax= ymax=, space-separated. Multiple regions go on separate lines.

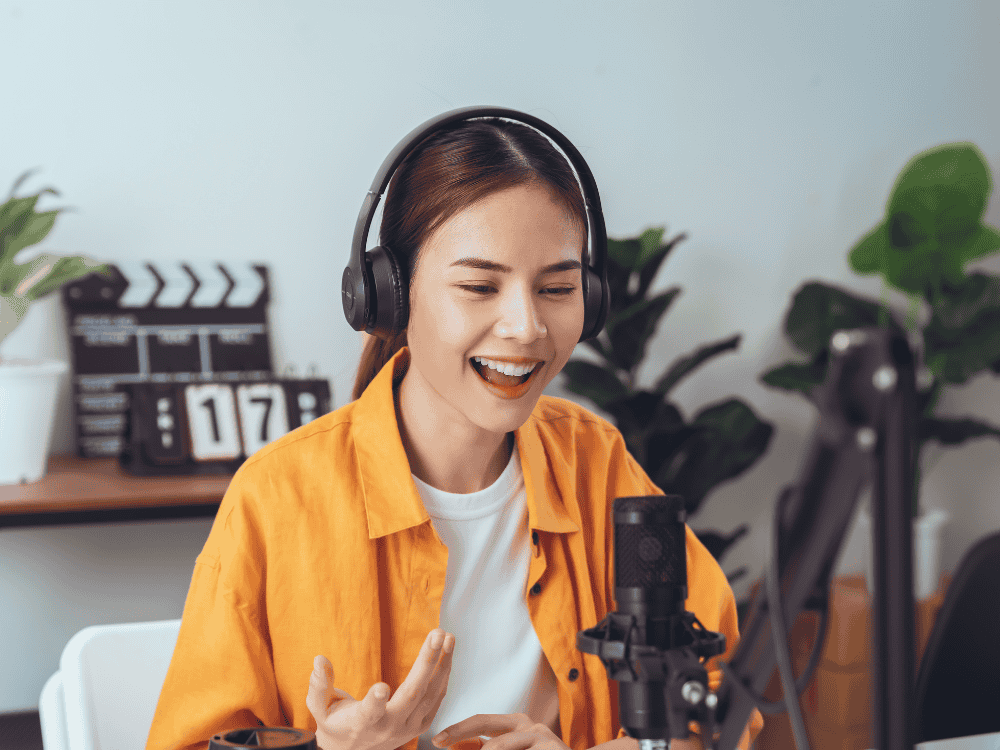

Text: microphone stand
xmin=579 ymin=326 xmax=918 ymax=750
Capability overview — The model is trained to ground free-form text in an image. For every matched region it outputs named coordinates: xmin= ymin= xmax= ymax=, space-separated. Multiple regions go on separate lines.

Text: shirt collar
xmin=353 ymin=346 xmax=579 ymax=539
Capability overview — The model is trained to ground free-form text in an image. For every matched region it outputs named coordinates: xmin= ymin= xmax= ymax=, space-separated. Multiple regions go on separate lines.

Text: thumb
xmin=307 ymin=655 xmax=344 ymax=718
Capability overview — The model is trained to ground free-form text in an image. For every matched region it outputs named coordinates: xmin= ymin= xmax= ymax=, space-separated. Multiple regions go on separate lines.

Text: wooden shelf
xmin=0 ymin=454 xmax=233 ymax=528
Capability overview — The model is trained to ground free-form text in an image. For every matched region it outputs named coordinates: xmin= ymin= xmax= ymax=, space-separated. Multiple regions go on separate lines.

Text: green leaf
xmin=605 ymin=289 xmax=678 ymax=372
xmin=784 ymin=281 xmax=898 ymax=358
xmin=607 ymin=236 xmax=643 ymax=271
xmin=0 ymin=209 xmax=58 ymax=260
xmin=560 ymin=359 xmax=630 ymax=410
xmin=636 ymin=230 xmax=686 ymax=301
xmin=926 ymin=325 xmax=1000 ymax=384
xmin=656 ymin=398 xmax=775 ymax=514
xmin=758 ymin=353 xmax=828 ymax=401
xmin=0 ymin=252 xmax=60 ymax=297
xmin=603 ymin=249 xmax=633 ymax=315
xmin=5 ymin=170 xmax=57 ymax=202
xmin=602 ymin=392 xmax=685 ymax=449
xmin=651 ymin=333 xmax=741 ymax=397
xmin=636 ymin=227 xmax=666 ymax=267
xmin=921 ymin=273 xmax=1000 ymax=384
xmin=925 ymin=273 xmax=1000 ymax=331
xmin=18 ymin=255 xmax=112 ymax=301
xmin=641 ymin=421 xmax=706 ymax=485
xmin=918 ymin=417 xmax=1000 ymax=446
xmin=7 ymin=170 xmax=38 ymax=200
xmin=0 ymin=194 xmax=41 ymax=234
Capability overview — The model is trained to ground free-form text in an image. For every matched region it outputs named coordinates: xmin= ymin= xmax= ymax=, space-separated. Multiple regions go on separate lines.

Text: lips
xmin=470 ymin=358 xmax=542 ymax=399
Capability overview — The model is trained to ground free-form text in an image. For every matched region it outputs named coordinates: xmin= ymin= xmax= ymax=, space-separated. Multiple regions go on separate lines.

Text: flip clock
xmin=117 ymin=376 xmax=331 ymax=476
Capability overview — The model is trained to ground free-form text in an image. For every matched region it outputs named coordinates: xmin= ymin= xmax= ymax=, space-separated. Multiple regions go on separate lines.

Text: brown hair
xmin=351 ymin=118 xmax=588 ymax=401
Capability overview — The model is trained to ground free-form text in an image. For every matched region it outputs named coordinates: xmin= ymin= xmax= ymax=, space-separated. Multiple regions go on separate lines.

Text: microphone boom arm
xmin=710 ymin=326 xmax=918 ymax=750
xmin=578 ymin=326 xmax=918 ymax=750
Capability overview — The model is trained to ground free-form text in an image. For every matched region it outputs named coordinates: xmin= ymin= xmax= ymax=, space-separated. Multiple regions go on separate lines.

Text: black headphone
xmin=341 ymin=106 xmax=610 ymax=343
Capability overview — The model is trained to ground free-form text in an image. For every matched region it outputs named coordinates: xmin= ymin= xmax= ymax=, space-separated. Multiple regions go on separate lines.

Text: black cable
xmin=766 ymin=486 xmax=812 ymax=749
xmin=718 ymin=486 xmax=831 ymax=718
xmin=719 ymin=593 xmax=829 ymax=716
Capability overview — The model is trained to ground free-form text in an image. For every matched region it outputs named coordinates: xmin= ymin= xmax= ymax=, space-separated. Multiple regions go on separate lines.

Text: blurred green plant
xmin=760 ymin=142 xmax=1000 ymax=517
xmin=562 ymin=226 xmax=775 ymax=591
xmin=0 ymin=170 xmax=113 ymax=361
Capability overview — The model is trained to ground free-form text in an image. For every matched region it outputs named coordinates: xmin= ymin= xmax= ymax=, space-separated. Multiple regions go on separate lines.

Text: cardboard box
xmin=753 ymin=573 xmax=951 ymax=749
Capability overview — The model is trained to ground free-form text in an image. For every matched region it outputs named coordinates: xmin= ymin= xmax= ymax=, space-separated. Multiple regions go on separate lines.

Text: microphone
xmin=615 ymin=495 xmax=687 ymax=745
xmin=578 ymin=495 xmax=726 ymax=750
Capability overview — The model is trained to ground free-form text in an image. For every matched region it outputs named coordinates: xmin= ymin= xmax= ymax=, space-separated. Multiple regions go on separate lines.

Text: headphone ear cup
xmin=579 ymin=266 xmax=610 ymax=342
xmin=366 ymin=245 xmax=409 ymax=338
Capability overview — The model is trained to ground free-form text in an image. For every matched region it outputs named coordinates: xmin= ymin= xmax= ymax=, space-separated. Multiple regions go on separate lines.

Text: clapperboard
xmin=61 ymin=261 xmax=332 ymax=474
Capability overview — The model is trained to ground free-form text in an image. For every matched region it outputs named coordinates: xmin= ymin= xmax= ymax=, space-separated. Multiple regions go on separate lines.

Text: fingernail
xmin=313 ymin=655 xmax=322 ymax=671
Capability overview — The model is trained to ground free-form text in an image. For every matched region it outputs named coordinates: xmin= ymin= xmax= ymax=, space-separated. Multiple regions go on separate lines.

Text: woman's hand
xmin=431 ymin=713 xmax=571 ymax=750
xmin=306 ymin=628 xmax=456 ymax=750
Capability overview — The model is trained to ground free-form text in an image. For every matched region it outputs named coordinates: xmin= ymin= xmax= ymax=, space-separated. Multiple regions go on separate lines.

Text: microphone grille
xmin=613 ymin=495 xmax=686 ymax=589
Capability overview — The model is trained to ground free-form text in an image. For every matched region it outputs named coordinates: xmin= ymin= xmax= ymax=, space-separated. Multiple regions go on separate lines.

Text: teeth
xmin=474 ymin=357 xmax=539 ymax=377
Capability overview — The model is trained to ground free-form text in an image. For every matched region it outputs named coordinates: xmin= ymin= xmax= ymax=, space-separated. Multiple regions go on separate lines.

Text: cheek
xmin=410 ymin=295 xmax=469 ymax=347
xmin=550 ymin=296 xmax=587 ymax=342
xmin=433 ymin=302 xmax=470 ymax=334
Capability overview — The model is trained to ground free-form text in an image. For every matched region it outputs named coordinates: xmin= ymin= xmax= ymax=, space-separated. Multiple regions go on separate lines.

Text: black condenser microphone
xmin=578 ymin=495 xmax=726 ymax=750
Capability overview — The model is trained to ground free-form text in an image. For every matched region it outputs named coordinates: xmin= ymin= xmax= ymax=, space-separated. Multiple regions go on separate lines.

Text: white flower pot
xmin=858 ymin=506 xmax=951 ymax=600
xmin=0 ymin=356 xmax=68 ymax=484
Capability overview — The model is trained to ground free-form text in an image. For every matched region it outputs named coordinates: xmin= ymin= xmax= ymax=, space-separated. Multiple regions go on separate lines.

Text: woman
xmin=146 ymin=115 xmax=763 ymax=750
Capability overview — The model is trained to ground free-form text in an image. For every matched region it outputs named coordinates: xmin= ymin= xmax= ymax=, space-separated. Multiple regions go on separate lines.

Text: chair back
xmin=915 ymin=530 xmax=1000 ymax=743
xmin=57 ymin=619 xmax=182 ymax=750
xmin=39 ymin=671 xmax=69 ymax=750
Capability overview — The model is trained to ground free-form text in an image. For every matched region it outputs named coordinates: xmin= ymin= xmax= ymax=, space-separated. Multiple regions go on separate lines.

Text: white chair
xmin=38 ymin=619 xmax=182 ymax=750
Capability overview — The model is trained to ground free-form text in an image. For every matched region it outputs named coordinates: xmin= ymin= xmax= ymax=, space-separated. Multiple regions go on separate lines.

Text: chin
xmin=469 ymin=400 xmax=537 ymax=433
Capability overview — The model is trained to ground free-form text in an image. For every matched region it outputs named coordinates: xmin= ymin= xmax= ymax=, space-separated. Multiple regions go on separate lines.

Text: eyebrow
xmin=449 ymin=257 xmax=583 ymax=274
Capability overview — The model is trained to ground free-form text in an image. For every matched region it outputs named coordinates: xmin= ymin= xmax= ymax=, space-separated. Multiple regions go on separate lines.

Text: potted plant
xmin=560 ymin=225 xmax=775 ymax=621
xmin=0 ymin=171 xmax=112 ymax=484
xmin=760 ymin=142 xmax=1000 ymax=599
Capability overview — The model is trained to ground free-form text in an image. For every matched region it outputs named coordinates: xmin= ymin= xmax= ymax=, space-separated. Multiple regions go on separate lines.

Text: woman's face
xmin=404 ymin=181 xmax=586 ymax=437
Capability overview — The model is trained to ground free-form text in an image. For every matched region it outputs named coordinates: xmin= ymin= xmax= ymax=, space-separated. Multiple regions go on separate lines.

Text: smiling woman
xmin=145 ymin=111 xmax=763 ymax=750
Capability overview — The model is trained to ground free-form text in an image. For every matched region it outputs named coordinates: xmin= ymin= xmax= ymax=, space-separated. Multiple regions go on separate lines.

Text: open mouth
xmin=469 ymin=358 xmax=540 ymax=389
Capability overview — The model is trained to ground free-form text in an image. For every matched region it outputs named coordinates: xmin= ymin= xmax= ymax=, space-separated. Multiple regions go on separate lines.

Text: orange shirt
xmin=146 ymin=346 xmax=763 ymax=750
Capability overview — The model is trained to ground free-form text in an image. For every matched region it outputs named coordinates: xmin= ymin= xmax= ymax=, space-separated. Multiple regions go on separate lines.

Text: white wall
xmin=2 ymin=0 xmax=998 ymax=713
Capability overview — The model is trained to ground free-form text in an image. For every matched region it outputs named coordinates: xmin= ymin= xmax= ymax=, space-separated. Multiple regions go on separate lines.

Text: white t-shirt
xmin=412 ymin=440 xmax=561 ymax=750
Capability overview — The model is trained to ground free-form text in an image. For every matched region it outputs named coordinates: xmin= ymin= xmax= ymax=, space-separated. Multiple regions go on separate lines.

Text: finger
xmin=424 ymin=632 xmax=455 ymax=713
xmin=363 ymin=681 xmax=391 ymax=722
xmin=306 ymin=655 xmax=338 ymax=718
xmin=435 ymin=715 xmax=521 ymax=745
xmin=392 ymin=629 xmax=446 ymax=707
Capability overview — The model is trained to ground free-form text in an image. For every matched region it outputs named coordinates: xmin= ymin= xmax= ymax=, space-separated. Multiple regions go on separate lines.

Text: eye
xmin=458 ymin=285 xmax=576 ymax=296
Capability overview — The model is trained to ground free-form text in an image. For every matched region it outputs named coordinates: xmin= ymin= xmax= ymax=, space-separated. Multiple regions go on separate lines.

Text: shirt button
xmin=531 ymin=531 xmax=539 ymax=546
xmin=530 ymin=582 xmax=542 ymax=595
xmin=568 ymin=668 xmax=579 ymax=681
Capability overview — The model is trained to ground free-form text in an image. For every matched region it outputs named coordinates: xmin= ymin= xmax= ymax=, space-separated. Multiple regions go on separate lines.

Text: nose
xmin=494 ymin=284 xmax=548 ymax=340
